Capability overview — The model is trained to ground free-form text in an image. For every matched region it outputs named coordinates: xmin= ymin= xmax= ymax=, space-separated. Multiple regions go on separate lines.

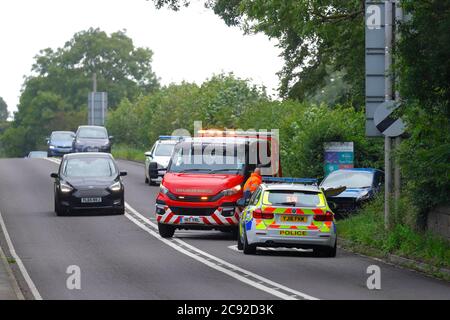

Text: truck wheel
xmin=145 ymin=176 xmax=149 ymax=184
xmin=243 ymin=230 xmax=256 ymax=255
xmin=158 ymin=223 xmax=175 ymax=238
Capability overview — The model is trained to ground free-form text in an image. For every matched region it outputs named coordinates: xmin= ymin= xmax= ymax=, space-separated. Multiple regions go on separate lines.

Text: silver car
xmin=144 ymin=137 xmax=181 ymax=185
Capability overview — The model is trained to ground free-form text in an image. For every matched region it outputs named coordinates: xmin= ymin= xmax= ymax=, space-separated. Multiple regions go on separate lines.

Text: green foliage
xmin=395 ymin=1 xmax=450 ymax=215
xmin=107 ymin=73 xmax=269 ymax=149
xmin=0 ymin=96 xmax=8 ymax=121
xmin=397 ymin=1 xmax=450 ymax=112
xmin=1 ymin=28 xmax=159 ymax=157
xmin=338 ymin=194 xmax=450 ymax=269
xmin=112 ymin=144 xmax=146 ymax=163
xmin=397 ymin=104 xmax=450 ymax=217
xmin=153 ymin=0 xmax=365 ymax=106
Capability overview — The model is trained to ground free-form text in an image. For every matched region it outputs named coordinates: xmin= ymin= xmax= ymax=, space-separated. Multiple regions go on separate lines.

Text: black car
xmin=72 ymin=125 xmax=113 ymax=153
xmin=320 ymin=168 xmax=384 ymax=215
xmin=51 ymin=153 xmax=127 ymax=216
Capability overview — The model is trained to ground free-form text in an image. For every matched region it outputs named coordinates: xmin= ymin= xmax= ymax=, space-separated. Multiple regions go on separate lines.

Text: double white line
xmin=125 ymin=203 xmax=318 ymax=300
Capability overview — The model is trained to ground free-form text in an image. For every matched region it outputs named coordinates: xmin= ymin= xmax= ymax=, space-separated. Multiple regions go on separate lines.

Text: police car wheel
xmin=237 ymin=227 xmax=244 ymax=250
xmin=243 ymin=230 xmax=256 ymax=255
xmin=158 ymin=223 xmax=175 ymax=238
xmin=316 ymin=240 xmax=337 ymax=258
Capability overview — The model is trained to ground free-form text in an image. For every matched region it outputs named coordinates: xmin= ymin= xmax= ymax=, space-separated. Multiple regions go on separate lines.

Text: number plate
xmin=182 ymin=216 xmax=202 ymax=224
xmin=87 ymin=148 xmax=99 ymax=152
xmin=280 ymin=215 xmax=308 ymax=223
xmin=81 ymin=197 xmax=102 ymax=203
xmin=279 ymin=230 xmax=307 ymax=237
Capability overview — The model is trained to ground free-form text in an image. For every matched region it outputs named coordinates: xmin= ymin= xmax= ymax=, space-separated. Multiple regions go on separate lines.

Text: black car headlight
xmin=109 ymin=181 xmax=122 ymax=192
xmin=60 ymin=182 xmax=73 ymax=193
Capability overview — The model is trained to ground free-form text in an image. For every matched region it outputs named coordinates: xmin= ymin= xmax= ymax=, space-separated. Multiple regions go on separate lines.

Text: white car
xmin=144 ymin=137 xmax=181 ymax=185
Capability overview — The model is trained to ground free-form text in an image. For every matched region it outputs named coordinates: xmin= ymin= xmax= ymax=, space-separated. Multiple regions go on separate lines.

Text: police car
xmin=145 ymin=136 xmax=183 ymax=185
xmin=237 ymin=177 xmax=344 ymax=257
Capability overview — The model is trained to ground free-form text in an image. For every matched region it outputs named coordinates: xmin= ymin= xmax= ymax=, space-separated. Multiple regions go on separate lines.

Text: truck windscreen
xmin=168 ymin=143 xmax=246 ymax=174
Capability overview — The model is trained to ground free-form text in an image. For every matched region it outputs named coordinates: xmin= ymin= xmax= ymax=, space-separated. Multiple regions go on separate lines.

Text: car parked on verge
xmin=145 ymin=136 xmax=182 ymax=185
xmin=50 ymin=153 xmax=127 ymax=216
xmin=320 ymin=168 xmax=384 ymax=215
xmin=237 ymin=177 xmax=341 ymax=257
xmin=72 ymin=125 xmax=112 ymax=153
xmin=47 ymin=131 xmax=75 ymax=157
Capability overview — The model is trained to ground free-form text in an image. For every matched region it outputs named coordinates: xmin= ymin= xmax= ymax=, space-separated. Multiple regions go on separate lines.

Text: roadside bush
xmin=338 ymin=194 xmax=450 ymax=269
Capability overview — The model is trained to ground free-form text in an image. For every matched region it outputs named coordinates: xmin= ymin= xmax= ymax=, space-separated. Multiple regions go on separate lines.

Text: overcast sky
xmin=0 ymin=0 xmax=283 ymax=115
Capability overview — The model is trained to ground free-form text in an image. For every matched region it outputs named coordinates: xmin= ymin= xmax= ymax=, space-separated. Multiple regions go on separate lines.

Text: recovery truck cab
xmin=155 ymin=130 xmax=281 ymax=238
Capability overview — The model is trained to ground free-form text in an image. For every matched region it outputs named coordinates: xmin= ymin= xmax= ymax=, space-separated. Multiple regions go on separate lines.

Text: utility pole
xmin=93 ymin=72 xmax=97 ymax=93
xmin=384 ymin=0 xmax=394 ymax=229
xmin=394 ymin=1 xmax=403 ymax=204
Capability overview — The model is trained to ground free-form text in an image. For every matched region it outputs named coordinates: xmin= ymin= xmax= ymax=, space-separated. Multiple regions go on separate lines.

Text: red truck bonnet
xmin=161 ymin=172 xmax=244 ymax=196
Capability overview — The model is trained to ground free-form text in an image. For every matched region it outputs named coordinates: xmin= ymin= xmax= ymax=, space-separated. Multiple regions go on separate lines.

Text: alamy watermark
xmin=66 ymin=265 xmax=81 ymax=290
xmin=366 ymin=265 xmax=381 ymax=290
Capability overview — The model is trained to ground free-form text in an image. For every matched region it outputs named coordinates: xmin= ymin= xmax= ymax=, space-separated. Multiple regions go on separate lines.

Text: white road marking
xmin=0 ymin=209 xmax=42 ymax=300
xmin=125 ymin=203 xmax=318 ymax=300
xmin=45 ymin=157 xmax=61 ymax=165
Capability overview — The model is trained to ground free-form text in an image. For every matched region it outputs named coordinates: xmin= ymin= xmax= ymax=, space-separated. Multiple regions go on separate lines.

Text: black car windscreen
xmin=78 ymin=128 xmax=108 ymax=139
xmin=63 ymin=158 xmax=117 ymax=177
xmin=322 ymin=171 xmax=374 ymax=189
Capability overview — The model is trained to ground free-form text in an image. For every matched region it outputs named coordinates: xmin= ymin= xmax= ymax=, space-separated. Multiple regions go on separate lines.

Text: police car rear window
xmin=263 ymin=190 xmax=322 ymax=207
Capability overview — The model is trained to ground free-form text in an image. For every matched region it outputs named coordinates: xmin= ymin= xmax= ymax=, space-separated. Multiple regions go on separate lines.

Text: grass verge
xmin=337 ymin=195 xmax=450 ymax=278
xmin=112 ymin=145 xmax=146 ymax=163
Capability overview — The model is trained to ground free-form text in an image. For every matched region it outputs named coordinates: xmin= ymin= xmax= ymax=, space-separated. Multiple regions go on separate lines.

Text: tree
xmin=0 ymin=97 xmax=8 ymax=121
xmin=396 ymin=0 xmax=450 ymax=218
xmin=152 ymin=0 xmax=365 ymax=106
xmin=3 ymin=28 xmax=159 ymax=156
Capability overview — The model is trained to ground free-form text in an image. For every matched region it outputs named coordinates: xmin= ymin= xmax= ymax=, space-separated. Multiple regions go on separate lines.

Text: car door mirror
xmin=145 ymin=151 xmax=153 ymax=158
xmin=109 ymin=136 xmax=114 ymax=141
xmin=323 ymin=186 xmax=346 ymax=197
xmin=120 ymin=171 xmax=127 ymax=177
xmin=50 ymin=173 xmax=58 ymax=179
xmin=237 ymin=198 xmax=249 ymax=207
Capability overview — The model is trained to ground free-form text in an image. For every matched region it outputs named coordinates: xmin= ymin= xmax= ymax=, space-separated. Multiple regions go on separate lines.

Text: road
xmin=0 ymin=157 xmax=449 ymax=300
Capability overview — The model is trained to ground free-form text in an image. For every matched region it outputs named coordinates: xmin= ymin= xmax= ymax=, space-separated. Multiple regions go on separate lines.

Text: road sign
xmin=88 ymin=92 xmax=108 ymax=126
xmin=324 ymin=142 xmax=354 ymax=176
xmin=374 ymin=100 xmax=405 ymax=137
xmin=365 ymin=0 xmax=386 ymax=137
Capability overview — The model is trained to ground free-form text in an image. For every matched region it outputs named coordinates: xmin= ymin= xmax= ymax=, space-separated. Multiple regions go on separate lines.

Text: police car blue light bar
xmin=262 ymin=177 xmax=319 ymax=185
xmin=159 ymin=136 xmax=185 ymax=140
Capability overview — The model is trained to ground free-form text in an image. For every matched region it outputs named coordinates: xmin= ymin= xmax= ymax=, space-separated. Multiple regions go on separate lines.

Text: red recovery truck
xmin=155 ymin=130 xmax=281 ymax=238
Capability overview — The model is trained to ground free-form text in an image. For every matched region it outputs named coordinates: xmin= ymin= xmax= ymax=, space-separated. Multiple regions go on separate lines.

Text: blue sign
xmin=324 ymin=142 xmax=354 ymax=176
